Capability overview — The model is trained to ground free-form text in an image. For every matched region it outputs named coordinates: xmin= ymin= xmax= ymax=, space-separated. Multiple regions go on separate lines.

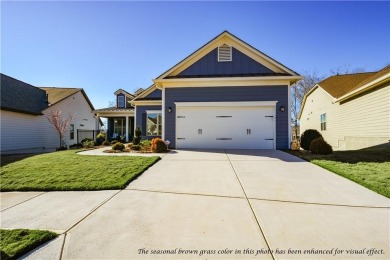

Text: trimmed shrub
xmin=131 ymin=145 xmax=141 ymax=151
xmin=69 ymin=143 xmax=82 ymax=149
xmin=82 ymin=140 xmax=95 ymax=148
xmin=111 ymin=140 xmax=118 ymax=144
xmin=140 ymin=140 xmax=151 ymax=147
xmin=102 ymin=140 xmax=110 ymax=146
xmin=309 ymin=137 xmax=333 ymax=155
xmin=151 ymin=138 xmax=167 ymax=153
xmin=97 ymin=133 xmax=105 ymax=139
xmin=81 ymin=138 xmax=93 ymax=144
xmin=300 ymin=129 xmax=322 ymax=150
xmin=133 ymin=127 xmax=142 ymax=145
xmin=112 ymin=142 xmax=125 ymax=151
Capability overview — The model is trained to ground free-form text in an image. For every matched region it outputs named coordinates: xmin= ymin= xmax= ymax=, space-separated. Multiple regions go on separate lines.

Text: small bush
xmin=81 ymin=138 xmax=93 ymax=144
xmin=97 ymin=133 xmax=105 ymax=139
xmin=82 ymin=140 xmax=95 ymax=148
xmin=300 ymin=129 xmax=322 ymax=150
xmin=102 ymin=140 xmax=110 ymax=146
xmin=309 ymin=137 xmax=333 ymax=155
xmin=131 ymin=145 xmax=141 ymax=151
xmin=133 ymin=127 xmax=142 ymax=145
xmin=112 ymin=142 xmax=125 ymax=151
xmin=141 ymin=140 xmax=151 ymax=147
xmin=151 ymin=138 xmax=167 ymax=153
xmin=111 ymin=140 xmax=118 ymax=144
xmin=69 ymin=143 xmax=82 ymax=149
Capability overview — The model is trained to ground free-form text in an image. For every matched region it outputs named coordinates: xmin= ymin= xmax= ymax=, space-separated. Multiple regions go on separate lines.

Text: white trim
xmin=174 ymin=101 xmax=277 ymax=107
xmin=125 ymin=116 xmax=129 ymax=142
xmin=131 ymin=100 xmax=162 ymax=106
xmin=96 ymin=111 xmax=134 ymax=117
xmin=134 ymin=106 xmax=137 ymax=135
xmin=146 ymin=110 xmax=162 ymax=114
xmin=162 ymin=87 xmax=166 ymax=141
xmin=155 ymin=76 xmax=302 ymax=88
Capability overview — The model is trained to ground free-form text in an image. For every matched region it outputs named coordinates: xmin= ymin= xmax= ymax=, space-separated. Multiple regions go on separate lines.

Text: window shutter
xmin=218 ymin=44 xmax=232 ymax=62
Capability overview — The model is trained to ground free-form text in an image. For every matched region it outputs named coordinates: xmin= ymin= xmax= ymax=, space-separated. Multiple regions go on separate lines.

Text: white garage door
xmin=175 ymin=102 xmax=276 ymax=149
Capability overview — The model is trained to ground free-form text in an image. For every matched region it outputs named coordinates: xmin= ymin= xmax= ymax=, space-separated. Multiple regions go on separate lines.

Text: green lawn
xmin=0 ymin=150 xmax=160 ymax=191
xmin=287 ymin=145 xmax=390 ymax=198
xmin=0 ymin=229 xmax=57 ymax=260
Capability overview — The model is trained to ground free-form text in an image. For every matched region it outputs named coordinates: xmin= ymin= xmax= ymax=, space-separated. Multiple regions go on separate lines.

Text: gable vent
xmin=218 ymin=44 xmax=232 ymax=62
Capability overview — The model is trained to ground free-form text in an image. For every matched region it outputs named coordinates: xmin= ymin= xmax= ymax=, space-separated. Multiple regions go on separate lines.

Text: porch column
xmin=125 ymin=116 xmax=129 ymax=142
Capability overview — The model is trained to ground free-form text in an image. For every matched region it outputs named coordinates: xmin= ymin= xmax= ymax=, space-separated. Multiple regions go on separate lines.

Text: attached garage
xmin=175 ymin=101 xmax=276 ymax=149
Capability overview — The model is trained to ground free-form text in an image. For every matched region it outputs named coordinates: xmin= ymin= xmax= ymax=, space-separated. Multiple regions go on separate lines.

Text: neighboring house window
xmin=218 ymin=44 xmax=232 ymax=62
xmin=320 ymin=113 xmax=327 ymax=131
xmin=70 ymin=124 xmax=74 ymax=140
xmin=146 ymin=111 xmax=162 ymax=136
xmin=117 ymin=96 xmax=125 ymax=108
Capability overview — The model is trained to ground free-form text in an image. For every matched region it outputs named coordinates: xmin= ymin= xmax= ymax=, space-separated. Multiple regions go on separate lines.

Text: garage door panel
xmin=176 ymin=105 xmax=275 ymax=149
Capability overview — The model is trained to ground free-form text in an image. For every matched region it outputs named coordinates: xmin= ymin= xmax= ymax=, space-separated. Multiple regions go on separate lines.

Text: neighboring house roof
xmin=315 ymin=72 xmax=375 ymax=99
xmin=0 ymin=74 xmax=48 ymax=115
xmin=40 ymin=87 xmax=96 ymax=111
xmin=155 ymin=30 xmax=301 ymax=80
xmin=298 ymin=65 xmax=390 ymax=120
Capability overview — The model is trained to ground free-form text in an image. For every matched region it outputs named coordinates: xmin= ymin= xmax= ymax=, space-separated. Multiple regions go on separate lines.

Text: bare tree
xmin=108 ymin=100 xmax=116 ymax=107
xmin=291 ymin=70 xmax=324 ymax=124
xmin=46 ymin=109 xmax=74 ymax=148
xmin=330 ymin=65 xmax=366 ymax=75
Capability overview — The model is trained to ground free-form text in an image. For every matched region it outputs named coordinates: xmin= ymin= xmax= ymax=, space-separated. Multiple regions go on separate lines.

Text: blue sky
xmin=2 ymin=1 xmax=389 ymax=109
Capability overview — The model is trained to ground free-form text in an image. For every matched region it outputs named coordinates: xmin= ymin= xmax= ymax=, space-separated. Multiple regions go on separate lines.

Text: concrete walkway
xmin=77 ymin=146 xmax=168 ymax=157
xmin=1 ymin=150 xmax=389 ymax=259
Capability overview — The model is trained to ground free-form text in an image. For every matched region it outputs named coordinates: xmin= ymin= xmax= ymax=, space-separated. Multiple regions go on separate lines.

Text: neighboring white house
xmin=298 ymin=65 xmax=390 ymax=150
xmin=0 ymin=74 xmax=100 ymax=154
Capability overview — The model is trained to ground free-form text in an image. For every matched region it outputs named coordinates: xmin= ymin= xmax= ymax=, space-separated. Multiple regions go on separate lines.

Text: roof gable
xmin=156 ymin=31 xmax=299 ymax=80
xmin=1 ymin=74 xmax=48 ymax=115
xmin=114 ymin=88 xmax=135 ymax=99
xmin=173 ymin=47 xmax=278 ymax=78
xmin=40 ymin=87 xmax=96 ymax=111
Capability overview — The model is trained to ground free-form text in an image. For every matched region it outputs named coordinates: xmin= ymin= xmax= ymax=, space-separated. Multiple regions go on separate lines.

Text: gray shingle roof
xmin=1 ymin=74 xmax=48 ymax=115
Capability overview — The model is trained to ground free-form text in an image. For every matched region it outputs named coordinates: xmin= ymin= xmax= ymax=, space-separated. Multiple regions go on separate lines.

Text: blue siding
xmin=177 ymin=48 xmax=274 ymax=77
xmin=144 ymin=89 xmax=162 ymax=99
xmin=164 ymin=86 xmax=289 ymax=149
xmin=136 ymin=105 xmax=162 ymax=140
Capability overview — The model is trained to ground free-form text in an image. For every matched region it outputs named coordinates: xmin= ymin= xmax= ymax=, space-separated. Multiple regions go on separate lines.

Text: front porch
xmin=95 ymin=108 xmax=134 ymax=142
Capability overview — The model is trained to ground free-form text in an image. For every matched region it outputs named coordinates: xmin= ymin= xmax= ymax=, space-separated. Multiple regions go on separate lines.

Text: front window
xmin=320 ymin=113 xmax=326 ymax=131
xmin=114 ymin=118 xmax=125 ymax=136
xmin=117 ymin=96 xmax=125 ymax=108
xmin=146 ymin=111 xmax=162 ymax=136
xmin=70 ymin=124 xmax=74 ymax=140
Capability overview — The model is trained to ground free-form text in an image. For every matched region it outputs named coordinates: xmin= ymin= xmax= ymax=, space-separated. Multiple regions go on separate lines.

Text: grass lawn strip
xmin=0 ymin=150 xmax=160 ymax=191
xmin=0 ymin=229 xmax=57 ymax=260
xmin=286 ymin=146 xmax=390 ymax=198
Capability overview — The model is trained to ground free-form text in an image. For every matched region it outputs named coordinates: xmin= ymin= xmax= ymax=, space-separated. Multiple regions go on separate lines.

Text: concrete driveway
xmin=1 ymin=150 xmax=389 ymax=259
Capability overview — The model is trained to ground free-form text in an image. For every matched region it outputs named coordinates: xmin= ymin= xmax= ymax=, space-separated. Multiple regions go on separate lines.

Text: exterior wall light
xmin=280 ymin=106 xmax=285 ymax=112
xmin=168 ymin=107 xmax=172 ymax=113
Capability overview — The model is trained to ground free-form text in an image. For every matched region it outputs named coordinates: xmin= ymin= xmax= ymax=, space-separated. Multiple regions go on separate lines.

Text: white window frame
xmin=320 ymin=113 xmax=327 ymax=131
xmin=146 ymin=110 xmax=162 ymax=136
xmin=117 ymin=95 xmax=125 ymax=108
xmin=218 ymin=44 xmax=232 ymax=62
